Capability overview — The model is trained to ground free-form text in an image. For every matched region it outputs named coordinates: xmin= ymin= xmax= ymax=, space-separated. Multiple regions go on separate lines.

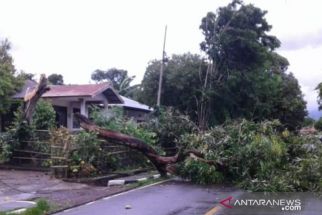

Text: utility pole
xmin=157 ymin=25 xmax=167 ymax=107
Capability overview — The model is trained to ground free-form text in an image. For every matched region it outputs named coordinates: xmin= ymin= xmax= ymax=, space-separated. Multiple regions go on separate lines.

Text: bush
xmin=143 ymin=107 xmax=197 ymax=155
xmin=70 ymin=131 xmax=117 ymax=176
xmin=90 ymin=106 xmax=156 ymax=146
xmin=33 ymin=99 xmax=56 ymax=130
xmin=178 ymin=160 xmax=224 ymax=184
xmin=177 ymin=119 xmax=322 ymax=191
xmin=0 ymin=133 xmax=13 ymax=163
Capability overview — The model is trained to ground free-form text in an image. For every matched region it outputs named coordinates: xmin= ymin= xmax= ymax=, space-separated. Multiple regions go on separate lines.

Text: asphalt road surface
xmin=56 ymin=180 xmax=240 ymax=215
xmin=56 ymin=180 xmax=322 ymax=215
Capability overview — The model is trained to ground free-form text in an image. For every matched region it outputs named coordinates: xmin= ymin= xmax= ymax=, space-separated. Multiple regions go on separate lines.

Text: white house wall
xmin=43 ymin=95 xmax=109 ymax=130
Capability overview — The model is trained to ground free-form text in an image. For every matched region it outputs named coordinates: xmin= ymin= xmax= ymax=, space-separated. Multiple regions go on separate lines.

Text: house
xmin=1 ymin=80 xmax=152 ymax=131
xmin=112 ymin=96 xmax=153 ymax=122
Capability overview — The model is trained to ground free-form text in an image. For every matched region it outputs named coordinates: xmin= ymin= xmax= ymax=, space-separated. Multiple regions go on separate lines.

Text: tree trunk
xmin=22 ymin=74 xmax=50 ymax=124
xmin=75 ymin=113 xmax=224 ymax=176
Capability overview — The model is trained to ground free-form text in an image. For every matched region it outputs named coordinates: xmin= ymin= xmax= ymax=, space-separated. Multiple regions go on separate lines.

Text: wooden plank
xmin=21 ymin=141 xmax=49 ymax=144
xmin=12 ymin=156 xmax=49 ymax=161
xmin=13 ymin=149 xmax=50 ymax=156
xmin=51 ymin=156 xmax=67 ymax=160
xmin=50 ymin=145 xmax=65 ymax=148
xmin=107 ymin=150 xmax=128 ymax=156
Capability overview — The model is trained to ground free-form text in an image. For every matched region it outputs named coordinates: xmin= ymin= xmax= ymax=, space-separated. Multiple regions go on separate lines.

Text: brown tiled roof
xmin=13 ymin=81 xmax=123 ymax=104
xmin=43 ymin=82 xmax=111 ymax=97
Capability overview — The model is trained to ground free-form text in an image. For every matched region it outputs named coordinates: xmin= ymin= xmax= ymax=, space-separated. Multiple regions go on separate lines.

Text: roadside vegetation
xmin=0 ymin=0 xmax=321 ymax=193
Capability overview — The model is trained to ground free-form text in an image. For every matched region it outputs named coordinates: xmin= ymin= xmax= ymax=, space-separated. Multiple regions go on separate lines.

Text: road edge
xmin=51 ymin=177 xmax=172 ymax=214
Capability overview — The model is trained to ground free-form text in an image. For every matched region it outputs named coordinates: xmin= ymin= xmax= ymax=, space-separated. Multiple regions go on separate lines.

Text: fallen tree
xmin=75 ymin=113 xmax=224 ymax=176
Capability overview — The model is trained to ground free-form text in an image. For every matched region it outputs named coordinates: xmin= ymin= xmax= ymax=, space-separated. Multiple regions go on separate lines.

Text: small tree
xmin=33 ymin=99 xmax=56 ymax=130
xmin=0 ymin=39 xmax=23 ymax=114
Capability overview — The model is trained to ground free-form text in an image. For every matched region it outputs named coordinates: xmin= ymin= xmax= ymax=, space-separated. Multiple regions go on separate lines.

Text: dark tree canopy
xmin=139 ymin=0 xmax=307 ymax=130
xmin=91 ymin=68 xmax=139 ymax=96
xmin=200 ymin=0 xmax=280 ymax=73
xmin=139 ymin=53 xmax=208 ymax=122
xmin=17 ymin=71 xmax=35 ymax=81
xmin=48 ymin=73 xmax=64 ymax=85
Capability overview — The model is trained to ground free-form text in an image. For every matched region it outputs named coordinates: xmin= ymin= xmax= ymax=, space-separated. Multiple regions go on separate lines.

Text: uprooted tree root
xmin=75 ymin=113 xmax=224 ymax=177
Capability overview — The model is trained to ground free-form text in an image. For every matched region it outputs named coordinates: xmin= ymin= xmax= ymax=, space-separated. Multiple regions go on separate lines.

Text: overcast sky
xmin=1 ymin=0 xmax=321 ymax=117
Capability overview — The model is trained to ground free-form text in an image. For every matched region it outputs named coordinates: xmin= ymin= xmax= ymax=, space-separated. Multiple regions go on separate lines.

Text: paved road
xmin=56 ymin=180 xmax=241 ymax=215
xmin=56 ymin=180 xmax=322 ymax=215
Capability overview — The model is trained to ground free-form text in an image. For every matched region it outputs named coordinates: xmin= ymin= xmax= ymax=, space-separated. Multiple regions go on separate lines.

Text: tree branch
xmin=75 ymin=113 xmax=225 ymax=176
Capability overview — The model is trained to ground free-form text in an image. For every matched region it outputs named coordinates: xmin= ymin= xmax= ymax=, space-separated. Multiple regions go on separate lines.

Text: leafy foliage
xmin=178 ymin=160 xmax=224 ymax=185
xmin=177 ymin=119 xmax=322 ymax=191
xmin=48 ymin=73 xmax=64 ymax=85
xmin=0 ymin=133 xmax=13 ymax=163
xmin=0 ymin=38 xmax=23 ymax=114
xmin=91 ymin=68 xmax=139 ymax=97
xmin=139 ymin=54 xmax=208 ymax=122
xmin=142 ymin=107 xmax=197 ymax=155
xmin=70 ymin=131 xmax=117 ymax=176
xmin=316 ymin=82 xmax=322 ymax=110
xmin=139 ymin=1 xmax=307 ymax=130
xmin=33 ymin=99 xmax=56 ymax=130
xmin=90 ymin=107 xmax=156 ymax=146
xmin=9 ymin=107 xmax=35 ymax=147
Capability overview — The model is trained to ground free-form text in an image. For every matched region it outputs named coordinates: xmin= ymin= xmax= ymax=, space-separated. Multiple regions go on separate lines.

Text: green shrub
xmin=177 ymin=119 xmax=322 ymax=191
xmin=35 ymin=199 xmax=50 ymax=212
xmin=0 ymin=133 xmax=13 ymax=163
xmin=90 ymin=106 xmax=156 ymax=146
xmin=178 ymin=160 xmax=224 ymax=184
xmin=143 ymin=107 xmax=197 ymax=155
xmin=9 ymin=107 xmax=35 ymax=146
xmin=71 ymin=131 xmax=117 ymax=175
xmin=33 ymin=99 xmax=56 ymax=130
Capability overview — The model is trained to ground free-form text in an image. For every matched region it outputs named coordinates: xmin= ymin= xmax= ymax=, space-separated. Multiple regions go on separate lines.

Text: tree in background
xmin=48 ymin=73 xmax=64 ymax=85
xmin=0 ymin=38 xmax=23 ymax=114
xmin=139 ymin=53 xmax=208 ymax=123
xmin=303 ymin=117 xmax=315 ymax=127
xmin=314 ymin=117 xmax=322 ymax=131
xmin=139 ymin=0 xmax=306 ymax=130
xmin=91 ymin=68 xmax=139 ymax=97
xmin=17 ymin=71 xmax=35 ymax=81
xmin=316 ymin=82 xmax=322 ymax=110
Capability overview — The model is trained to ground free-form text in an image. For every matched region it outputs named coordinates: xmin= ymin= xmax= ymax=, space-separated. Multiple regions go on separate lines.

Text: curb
xmin=0 ymin=200 xmax=36 ymax=214
xmin=107 ymin=174 xmax=161 ymax=186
